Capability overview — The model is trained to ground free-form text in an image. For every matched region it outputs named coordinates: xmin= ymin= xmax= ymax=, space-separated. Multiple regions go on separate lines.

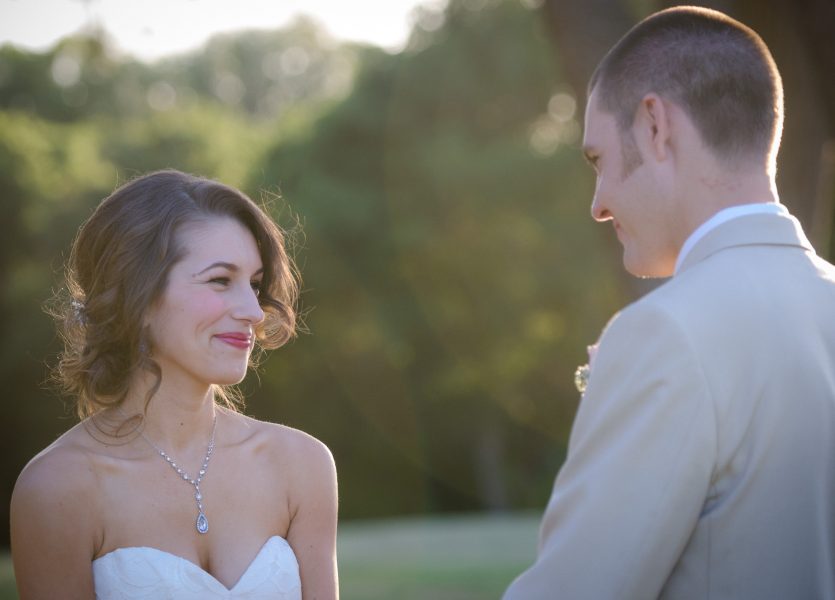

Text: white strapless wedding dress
xmin=92 ymin=535 xmax=301 ymax=599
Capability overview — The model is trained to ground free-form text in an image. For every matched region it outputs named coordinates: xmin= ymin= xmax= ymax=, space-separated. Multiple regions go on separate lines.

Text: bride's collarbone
xmin=89 ymin=418 xmax=296 ymax=563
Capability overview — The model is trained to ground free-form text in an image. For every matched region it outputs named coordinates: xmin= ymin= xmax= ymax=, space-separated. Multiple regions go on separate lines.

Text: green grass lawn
xmin=0 ymin=555 xmax=14 ymax=600
xmin=338 ymin=512 xmax=540 ymax=599
xmin=0 ymin=511 xmax=540 ymax=599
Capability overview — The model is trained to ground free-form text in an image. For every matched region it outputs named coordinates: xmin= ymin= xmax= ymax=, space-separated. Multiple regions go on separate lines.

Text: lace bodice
xmin=92 ymin=535 xmax=301 ymax=599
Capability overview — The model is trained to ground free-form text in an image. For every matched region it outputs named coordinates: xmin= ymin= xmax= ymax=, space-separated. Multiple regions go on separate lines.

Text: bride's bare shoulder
xmin=229 ymin=411 xmax=335 ymax=478
xmin=229 ymin=410 xmax=329 ymax=453
xmin=10 ymin=420 xmax=106 ymax=564
xmin=11 ymin=421 xmax=111 ymax=593
xmin=13 ymin=421 xmax=103 ymax=502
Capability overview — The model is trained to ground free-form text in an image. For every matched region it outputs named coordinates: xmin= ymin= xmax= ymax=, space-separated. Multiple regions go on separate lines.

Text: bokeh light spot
xmin=147 ymin=80 xmax=177 ymax=111
xmin=51 ymin=53 xmax=81 ymax=87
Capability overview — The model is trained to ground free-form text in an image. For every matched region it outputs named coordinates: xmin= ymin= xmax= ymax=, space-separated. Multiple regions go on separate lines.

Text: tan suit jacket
xmin=505 ymin=211 xmax=835 ymax=599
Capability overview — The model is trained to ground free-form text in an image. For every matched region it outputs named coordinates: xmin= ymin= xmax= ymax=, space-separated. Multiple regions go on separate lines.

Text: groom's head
xmin=581 ymin=6 xmax=783 ymax=277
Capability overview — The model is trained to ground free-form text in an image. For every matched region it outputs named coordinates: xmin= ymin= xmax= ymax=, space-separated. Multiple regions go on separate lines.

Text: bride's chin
xmin=210 ymin=371 xmax=248 ymax=387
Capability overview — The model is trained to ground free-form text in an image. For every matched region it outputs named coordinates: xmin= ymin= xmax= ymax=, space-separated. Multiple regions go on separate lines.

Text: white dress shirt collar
xmin=674 ymin=203 xmax=787 ymax=275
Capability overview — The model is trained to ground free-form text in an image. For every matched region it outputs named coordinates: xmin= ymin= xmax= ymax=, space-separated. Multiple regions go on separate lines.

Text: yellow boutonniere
xmin=574 ymin=343 xmax=599 ymax=394
xmin=574 ymin=364 xmax=590 ymax=393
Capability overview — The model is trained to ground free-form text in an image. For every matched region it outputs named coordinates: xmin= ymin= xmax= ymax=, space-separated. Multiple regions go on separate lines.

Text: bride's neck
xmin=122 ymin=371 xmax=218 ymax=454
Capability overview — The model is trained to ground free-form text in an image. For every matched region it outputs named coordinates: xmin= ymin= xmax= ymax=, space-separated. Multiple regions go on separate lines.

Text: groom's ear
xmin=634 ymin=93 xmax=671 ymax=162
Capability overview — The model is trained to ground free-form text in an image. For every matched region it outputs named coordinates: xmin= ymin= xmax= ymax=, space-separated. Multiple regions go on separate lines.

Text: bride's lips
xmin=214 ymin=332 xmax=252 ymax=350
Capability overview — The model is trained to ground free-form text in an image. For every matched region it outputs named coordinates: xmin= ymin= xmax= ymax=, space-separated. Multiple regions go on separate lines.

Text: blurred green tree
xmin=249 ymin=0 xmax=623 ymax=517
xmin=0 ymin=111 xmax=115 ymax=548
xmin=0 ymin=16 xmax=360 ymax=122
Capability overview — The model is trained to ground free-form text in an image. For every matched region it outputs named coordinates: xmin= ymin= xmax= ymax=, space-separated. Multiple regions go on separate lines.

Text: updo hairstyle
xmin=53 ymin=169 xmax=299 ymax=417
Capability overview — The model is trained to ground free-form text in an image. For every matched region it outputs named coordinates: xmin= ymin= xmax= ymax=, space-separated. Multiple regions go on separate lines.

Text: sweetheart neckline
xmin=93 ymin=534 xmax=292 ymax=592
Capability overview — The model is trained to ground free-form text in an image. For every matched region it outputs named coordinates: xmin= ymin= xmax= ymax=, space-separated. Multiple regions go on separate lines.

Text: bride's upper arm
xmin=283 ymin=430 xmax=339 ymax=600
xmin=11 ymin=446 xmax=99 ymax=599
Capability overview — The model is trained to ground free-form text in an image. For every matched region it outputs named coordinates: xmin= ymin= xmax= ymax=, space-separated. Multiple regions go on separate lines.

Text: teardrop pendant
xmin=196 ymin=511 xmax=209 ymax=534
xmin=140 ymin=414 xmax=216 ymax=536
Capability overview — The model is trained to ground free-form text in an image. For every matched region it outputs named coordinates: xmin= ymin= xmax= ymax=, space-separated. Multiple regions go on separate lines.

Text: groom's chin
xmin=623 ymin=254 xmax=675 ymax=279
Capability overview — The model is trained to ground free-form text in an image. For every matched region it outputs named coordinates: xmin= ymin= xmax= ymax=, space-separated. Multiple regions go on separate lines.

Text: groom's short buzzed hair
xmin=589 ymin=6 xmax=784 ymax=166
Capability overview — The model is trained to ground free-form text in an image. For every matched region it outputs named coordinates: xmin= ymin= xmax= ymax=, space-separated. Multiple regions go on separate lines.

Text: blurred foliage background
xmin=1 ymin=0 xmax=833 ymax=551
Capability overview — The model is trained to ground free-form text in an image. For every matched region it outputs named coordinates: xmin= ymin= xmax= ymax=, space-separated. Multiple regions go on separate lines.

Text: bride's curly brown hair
xmin=51 ymin=169 xmax=299 ymax=418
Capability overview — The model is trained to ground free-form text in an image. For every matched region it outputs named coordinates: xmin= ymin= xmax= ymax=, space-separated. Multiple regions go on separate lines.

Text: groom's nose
xmin=591 ymin=193 xmax=612 ymax=222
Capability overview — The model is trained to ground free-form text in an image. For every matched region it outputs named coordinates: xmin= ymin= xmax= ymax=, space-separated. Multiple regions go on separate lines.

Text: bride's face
xmin=145 ymin=217 xmax=265 ymax=389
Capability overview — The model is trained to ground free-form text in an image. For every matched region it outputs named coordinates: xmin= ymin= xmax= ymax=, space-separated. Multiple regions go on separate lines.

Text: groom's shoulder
xmin=613 ymin=244 xmax=834 ymax=339
xmin=615 ymin=271 xmax=704 ymax=322
xmin=608 ymin=261 xmax=740 ymax=337
xmin=636 ymin=248 xmax=762 ymax=312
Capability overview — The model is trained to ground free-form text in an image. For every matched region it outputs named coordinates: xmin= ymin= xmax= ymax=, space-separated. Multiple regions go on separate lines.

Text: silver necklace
xmin=141 ymin=415 xmax=217 ymax=534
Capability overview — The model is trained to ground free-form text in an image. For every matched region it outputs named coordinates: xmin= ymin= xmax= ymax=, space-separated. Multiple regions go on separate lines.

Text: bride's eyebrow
xmin=193 ymin=262 xmax=264 ymax=276
xmin=195 ymin=261 xmax=237 ymax=275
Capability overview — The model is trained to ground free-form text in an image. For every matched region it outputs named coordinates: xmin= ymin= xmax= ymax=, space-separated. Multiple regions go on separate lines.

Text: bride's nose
xmin=234 ymin=284 xmax=265 ymax=325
